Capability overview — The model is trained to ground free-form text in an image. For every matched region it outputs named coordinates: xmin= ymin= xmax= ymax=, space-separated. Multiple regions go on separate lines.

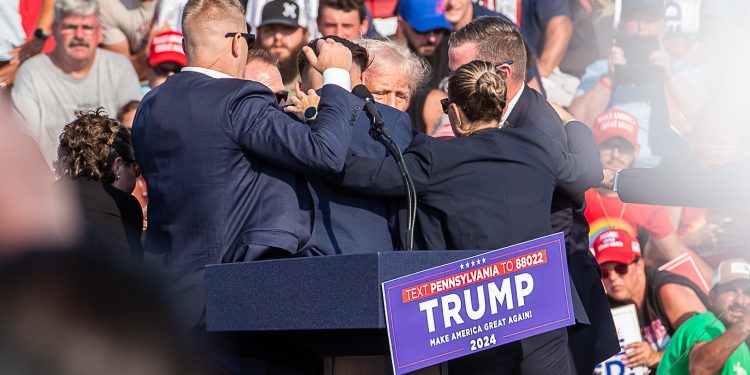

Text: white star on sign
xmin=471 ymin=260 xmax=476 ymax=266
xmin=482 ymin=257 xmax=487 ymax=264
xmin=460 ymin=263 xmax=464 ymax=270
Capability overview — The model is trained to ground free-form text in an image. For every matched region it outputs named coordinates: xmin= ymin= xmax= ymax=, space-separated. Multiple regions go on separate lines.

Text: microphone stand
xmin=368 ymin=125 xmax=417 ymax=251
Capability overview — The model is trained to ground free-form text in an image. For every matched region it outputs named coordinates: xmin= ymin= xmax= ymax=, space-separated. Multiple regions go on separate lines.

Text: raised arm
xmin=553 ymin=120 xmax=603 ymax=195
xmin=688 ymin=311 xmax=750 ymax=375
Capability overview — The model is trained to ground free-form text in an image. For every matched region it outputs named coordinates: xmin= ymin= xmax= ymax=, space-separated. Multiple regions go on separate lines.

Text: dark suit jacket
xmin=59 ymin=179 xmax=137 ymax=263
xmin=616 ymin=160 xmax=750 ymax=207
xmin=306 ymin=102 xmax=413 ymax=255
xmin=131 ymin=72 xmax=360 ymax=328
xmin=506 ymin=86 xmax=619 ymax=372
xmin=336 ymin=123 xmax=602 ymax=250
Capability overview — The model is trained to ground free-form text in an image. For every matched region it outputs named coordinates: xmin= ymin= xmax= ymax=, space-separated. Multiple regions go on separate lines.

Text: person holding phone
xmin=568 ymin=0 xmax=706 ymax=168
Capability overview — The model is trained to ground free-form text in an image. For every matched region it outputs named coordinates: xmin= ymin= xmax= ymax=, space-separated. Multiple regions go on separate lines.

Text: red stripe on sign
xmin=400 ymin=250 xmax=547 ymax=303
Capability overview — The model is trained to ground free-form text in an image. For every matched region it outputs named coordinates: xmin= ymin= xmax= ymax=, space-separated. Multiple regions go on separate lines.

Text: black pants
xmin=447 ymin=327 xmax=575 ymax=375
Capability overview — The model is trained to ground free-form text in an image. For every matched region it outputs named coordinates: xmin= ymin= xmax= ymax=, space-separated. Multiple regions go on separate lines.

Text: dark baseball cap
xmin=622 ymin=0 xmax=665 ymax=21
xmin=260 ymin=0 xmax=302 ymax=28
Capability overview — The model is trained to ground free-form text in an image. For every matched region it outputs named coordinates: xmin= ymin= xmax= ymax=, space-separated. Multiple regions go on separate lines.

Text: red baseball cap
xmin=592 ymin=228 xmax=642 ymax=265
xmin=593 ymin=109 xmax=639 ymax=147
xmin=149 ymin=30 xmax=187 ymax=67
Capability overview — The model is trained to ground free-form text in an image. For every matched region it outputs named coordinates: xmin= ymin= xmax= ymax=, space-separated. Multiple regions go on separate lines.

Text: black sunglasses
xmin=225 ymin=32 xmax=255 ymax=49
xmin=274 ymin=90 xmax=288 ymax=106
xmin=440 ymin=98 xmax=451 ymax=114
xmin=601 ymin=259 xmax=638 ymax=279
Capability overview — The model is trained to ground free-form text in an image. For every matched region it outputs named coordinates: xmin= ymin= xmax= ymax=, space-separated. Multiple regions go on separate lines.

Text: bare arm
xmin=649 ymin=234 xmax=714 ymax=282
xmin=689 ymin=314 xmax=750 ymax=375
xmin=649 ymin=49 xmax=706 ymax=123
xmin=659 ymin=284 xmax=708 ymax=330
xmin=537 ymin=15 xmax=573 ymax=77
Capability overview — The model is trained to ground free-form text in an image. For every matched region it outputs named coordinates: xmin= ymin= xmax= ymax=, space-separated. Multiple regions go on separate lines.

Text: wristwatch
xmin=304 ymin=107 xmax=317 ymax=122
xmin=33 ymin=28 xmax=49 ymax=41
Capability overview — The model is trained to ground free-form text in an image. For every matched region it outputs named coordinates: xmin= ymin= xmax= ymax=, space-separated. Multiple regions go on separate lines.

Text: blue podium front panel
xmin=206 ymin=251 xmax=484 ymax=332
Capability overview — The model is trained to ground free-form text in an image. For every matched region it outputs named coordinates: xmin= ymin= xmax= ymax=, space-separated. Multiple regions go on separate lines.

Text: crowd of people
xmin=1 ymin=0 xmax=749 ymax=373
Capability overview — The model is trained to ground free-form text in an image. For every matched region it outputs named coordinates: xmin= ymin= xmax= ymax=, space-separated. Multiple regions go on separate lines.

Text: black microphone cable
xmin=353 ymin=85 xmax=417 ymax=250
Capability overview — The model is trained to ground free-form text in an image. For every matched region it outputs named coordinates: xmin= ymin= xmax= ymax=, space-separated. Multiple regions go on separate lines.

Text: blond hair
xmin=182 ymin=0 xmax=247 ymax=57
xmin=447 ymin=60 xmax=507 ymax=132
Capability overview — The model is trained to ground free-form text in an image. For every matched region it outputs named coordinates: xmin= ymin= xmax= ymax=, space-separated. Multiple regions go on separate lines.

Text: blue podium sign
xmin=382 ymin=232 xmax=576 ymax=374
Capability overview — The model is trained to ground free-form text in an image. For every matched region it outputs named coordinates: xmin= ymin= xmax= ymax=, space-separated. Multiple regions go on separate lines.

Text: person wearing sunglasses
xmin=592 ymin=228 xmax=709 ymax=370
xmin=334 ymin=60 xmax=602 ymax=374
xmin=54 ymin=109 xmax=143 ymax=263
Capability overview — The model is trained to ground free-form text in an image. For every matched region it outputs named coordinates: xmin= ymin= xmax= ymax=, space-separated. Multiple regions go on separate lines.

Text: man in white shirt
xmin=11 ymin=0 xmax=141 ymax=166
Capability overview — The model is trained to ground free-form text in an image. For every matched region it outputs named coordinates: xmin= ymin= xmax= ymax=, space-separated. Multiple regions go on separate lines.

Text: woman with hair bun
xmin=336 ymin=60 xmax=603 ymax=252
xmin=54 ymin=109 xmax=143 ymax=262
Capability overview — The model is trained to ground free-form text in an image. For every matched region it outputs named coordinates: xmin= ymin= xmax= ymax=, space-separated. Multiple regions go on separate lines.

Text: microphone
xmin=352 ymin=84 xmax=386 ymax=132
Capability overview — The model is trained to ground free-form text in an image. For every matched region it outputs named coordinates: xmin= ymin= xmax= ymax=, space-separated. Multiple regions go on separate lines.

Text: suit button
xmin=354 ymin=105 xmax=361 ymax=111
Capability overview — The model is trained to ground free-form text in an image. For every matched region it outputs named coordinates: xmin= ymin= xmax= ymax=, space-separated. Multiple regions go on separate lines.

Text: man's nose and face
xmin=601 ymin=259 xmax=641 ymax=302
xmin=599 ymin=137 xmax=638 ymax=171
xmin=362 ymin=68 xmax=411 ymax=112
xmin=55 ymin=13 xmax=102 ymax=61
xmin=244 ymin=61 xmax=286 ymax=104
xmin=712 ymin=280 xmax=750 ymax=327
xmin=402 ymin=22 xmax=446 ymax=57
xmin=258 ymin=24 xmax=307 ymax=62
xmin=317 ymin=7 xmax=366 ymax=40
xmin=443 ymin=0 xmax=472 ymax=26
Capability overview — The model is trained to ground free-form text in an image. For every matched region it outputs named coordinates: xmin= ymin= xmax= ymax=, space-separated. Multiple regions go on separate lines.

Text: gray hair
xmin=54 ymin=0 xmax=99 ymax=22
xmin=355 ymin=38 xmax=430 ymax=95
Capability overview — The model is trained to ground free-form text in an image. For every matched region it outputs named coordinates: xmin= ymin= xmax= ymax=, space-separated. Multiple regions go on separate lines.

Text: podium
xmin=205 ymin=251 xmax=486 ymax=374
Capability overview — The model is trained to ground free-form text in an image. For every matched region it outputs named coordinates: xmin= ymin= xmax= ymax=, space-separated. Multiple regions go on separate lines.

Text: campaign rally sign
xmin=382 ymin=232 xmax=575 ymax=374
xmin=595 ymin=305 xmax=648 ymax=375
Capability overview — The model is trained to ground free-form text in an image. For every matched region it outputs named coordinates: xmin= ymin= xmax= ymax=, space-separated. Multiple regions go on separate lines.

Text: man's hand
xmin=600 ymin=168 xmax=617 ymax=190
xmin=624 ymin=341 xmax=662 ymax=368
xmin=9 ymin=37 xmax=46 ymax=65
xmin=608 ymin=44 xmax=626 ymax=74
xmin=284 ymin=81 xmax=320 ymax=122
xmin=0 ymin=63 xmax=19 ymax=88
xmin=649 ymin=48 xmax=672 ymax=73
xmin=302 ymin=38 xmax=352 ymax=74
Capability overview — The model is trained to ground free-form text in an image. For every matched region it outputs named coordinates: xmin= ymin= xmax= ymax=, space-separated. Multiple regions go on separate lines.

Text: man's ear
xmin=495 ymin=64 xmax=512 ymax=80
xmin=360 ymin=18 xmax=369 ymax=37
xmin=231 ymin=33 xmax=242 ymax=58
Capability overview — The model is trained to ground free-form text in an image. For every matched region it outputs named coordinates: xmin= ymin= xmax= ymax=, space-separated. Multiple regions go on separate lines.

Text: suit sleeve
xmin=229 ymin=84 xmax=360 ymax=174
xmin=332 ymin=134 xmax=433 ymax=198
xmin=553 ymin=120 xmax=603 ymax=195
xmin=616 ymin=161 xmax=749 ymax=207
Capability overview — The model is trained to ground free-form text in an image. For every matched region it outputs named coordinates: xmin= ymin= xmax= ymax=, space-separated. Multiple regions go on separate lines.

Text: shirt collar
xmin=181 ymin=67 xmax=234 ymax=79
xmin=500 ymin=82 xmax=525 ymax=126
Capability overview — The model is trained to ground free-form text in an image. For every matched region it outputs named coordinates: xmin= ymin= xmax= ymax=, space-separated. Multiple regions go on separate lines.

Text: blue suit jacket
xmin=306 ymin=102 xmax=414 ymax=255
xmin=336 ymin=123 xmax=602 ymax=251
xmin=131 ymin=72 xmax=360 ymax=327
xmin=506 ymin=86 xmax=620 ymax=372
